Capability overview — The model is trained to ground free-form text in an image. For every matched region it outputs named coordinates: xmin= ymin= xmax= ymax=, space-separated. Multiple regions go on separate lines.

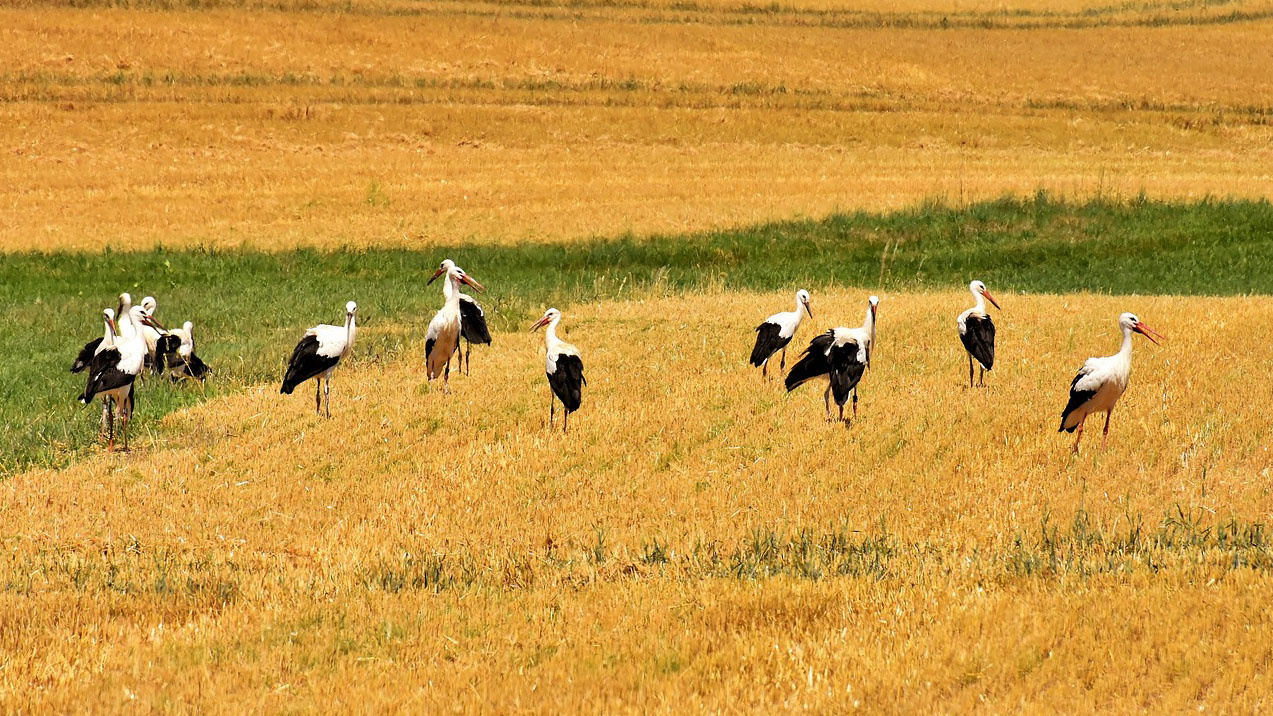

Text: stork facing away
xmin=957 ymin=280 xmax=1001 ymax=387
xmin=454 ymin=291 xmax=492 ymax=376
xmin=749 ymin=290 xmax=812 ymax=379
xmin=280 ymin=301 xmax=357 ymax=417
xmin=1058 ymin=312 xmax=1163 ymax=453
xmin=531 ymin=308 xmax=585 ymax=433
xmin=425 ymin=259 xmax=485 ymax=393
xmin=79 ymin=306 xmax=156 ymax=451
xmin=784 ymin=295 xmax=876 ymax=423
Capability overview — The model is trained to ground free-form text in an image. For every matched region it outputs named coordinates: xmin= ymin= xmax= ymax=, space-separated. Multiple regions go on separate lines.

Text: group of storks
xmin=73 ymin=266 xmax=1161 ymax=454
xmin=749 ymin=279 xmax=1163 ymax=453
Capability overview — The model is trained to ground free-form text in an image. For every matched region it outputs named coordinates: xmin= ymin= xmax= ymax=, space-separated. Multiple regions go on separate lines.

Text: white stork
xmin=166 ymin=320 xmax=211 ymax=381
xmin=454 ymin=291 xmax=492 ymax=376
xmin=1058 ymin=312 xmax=1164 ymax=453
xmin=748 ymin=290 xmax=812 ymax=379
xmin=424 ymin=259 xmax=484 ymax=393
xmin=79 ymin=305 xmax=155 ymax=451
xmin=70 ymin=292 xmax=137 ymax=373
xmin=784 ymin=295 xmax=876 ymax=423
xmin=280 ymin=301 xmax=357 ymax=417
xmin=531 ymin=308 xmax=585 ymax=433
xmin=957 ymin=280 xmax=1001 ymax=387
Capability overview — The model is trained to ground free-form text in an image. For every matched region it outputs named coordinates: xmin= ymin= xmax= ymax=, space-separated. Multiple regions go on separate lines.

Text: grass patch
xmin=2 ymin=195 xmax=1270 ymax=474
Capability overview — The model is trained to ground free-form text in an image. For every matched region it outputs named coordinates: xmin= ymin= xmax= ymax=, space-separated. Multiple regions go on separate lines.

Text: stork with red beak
xmin=1059 ymin=312 xmax=1164 ymax=453
xmin=957 ymin=279 xmax=1001 ymax=387
xmin=425 ymin=259 xmax=485 ymax=393
xmin=531 ymin=308 xmax=585 ymax=433
xmin=79 ymin=305 xmax=158 ymax=451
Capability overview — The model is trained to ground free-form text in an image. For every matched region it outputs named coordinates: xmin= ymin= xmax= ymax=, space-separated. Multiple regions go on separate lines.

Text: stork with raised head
xmin=455 ymin=291 xmax=492 ymax=376
xmin=1058 ymin=312 xmax=1164 ymax=453
xmin=166 ymin=321 xmax=211 ymax=381
xmin=749 ymin=290 xmax=811 ymax=379
xmin=424 ymin=259 xmax=485 ymax=393
xmin=280 ymin=301 xmax=357 ymax=417
xmin=531 ymin=308 xmax=585 ymax=433
xmin=79 ymin=305 xmax=155 ymax=451
xmin=138 ymin=295 xmax=182 ymax=375
xmin=72 ymin=292 xmax=133 ymax=372
xmin=785 ymin=327 xmax=867 ymax=424
xmin=957 ymin=280 xmax=1001 ymax=387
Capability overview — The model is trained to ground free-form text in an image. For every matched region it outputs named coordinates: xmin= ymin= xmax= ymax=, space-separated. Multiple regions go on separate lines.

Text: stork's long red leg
xmin=315 ymin=379 xmax=322 ymax=415
xmin=1102 ymin=409 xmax=1112 ymax=450
xmin=549 ymin=391 xmax=555 ymax=429
xmin=780 ymin=347 xmax=786 ymax=371
xmin=1073 ymin=417 xmax=1086 ymax=454
xmin=324 ymin=379 xmax=331 ymax=419
xmin=968 ymin=355 xmax=974 ymax=388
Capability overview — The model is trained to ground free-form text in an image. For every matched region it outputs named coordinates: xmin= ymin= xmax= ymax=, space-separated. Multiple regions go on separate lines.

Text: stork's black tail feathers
xmin=785 ymin=333 xmax=835 ymax=391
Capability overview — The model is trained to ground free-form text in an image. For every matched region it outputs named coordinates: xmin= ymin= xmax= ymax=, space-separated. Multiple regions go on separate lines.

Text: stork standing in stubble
xmin=784 ymin=295 xmax=877 ymax=423
xmin=280 ymin=301 xmax=357 ymax=417
xmin=79 ymin=305 xmax=157 ymax=451
xmin=425 ymin=259 xmax=485 ymax=393
xmin=1058 ymin=312 xmax=1164 ymax=453
xmin=749 ymin=290 xmax=812 ymax=380
xmin=453 ymin=291 xmax=492 ymax=376
xmin=957 ymin=280 xmax=1001 ymax=387
xmin=531 ymin=308 xmax=585 ymax=433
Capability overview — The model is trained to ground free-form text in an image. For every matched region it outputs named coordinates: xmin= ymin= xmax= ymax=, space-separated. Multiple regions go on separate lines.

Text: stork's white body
xmin=1059 ymin=312 xmax=1162 ymax=453
xmin=426 ymin=274 xmax=463 ymax=383
xmin=140 ymin=296 xmax=162 ymax=361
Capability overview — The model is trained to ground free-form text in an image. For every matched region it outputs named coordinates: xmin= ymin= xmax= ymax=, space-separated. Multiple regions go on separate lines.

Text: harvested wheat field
xmin=3 ymin=1 xmax=1273 ymax=250
xmin=3 ymin=290 xmax=1273 ymax=711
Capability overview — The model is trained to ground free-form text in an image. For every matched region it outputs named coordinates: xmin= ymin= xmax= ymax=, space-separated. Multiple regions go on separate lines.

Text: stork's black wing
xmin=785 ymin=332 xmax=835 ymax=391
xmin=548 ymin=354 xmax=585 ymax=413
xmin=280 ymin=334 xmax=339 ymax=394
xmin=184 ymin=352 xmax=211 ymax=380
xmin=749 ymin=321 xmax=790 ymax=367
xmin=827 ymin=339 xmax=866 ymax=407
xmin=960 ymin=314 xmax=996 ymax=370
xmin=79 ymin=348 xmax=134 ymax=403
xmin=71 ymin=337 xmax=103 ymax=373
xmin=459 ymin=296 xmax=492 ymax=344
xmin=1058 ymin=367 xmax=1098 ymax=433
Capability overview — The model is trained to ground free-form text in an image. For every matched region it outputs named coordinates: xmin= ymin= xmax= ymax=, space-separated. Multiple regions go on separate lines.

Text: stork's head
xmin=970 ymin=280 xmax=1000 ymax=310
xmin=796 ymin=289 xmax=812 ymax=318
xmin=453 ymin=267 xmax=485 ymax=293
xmin=531 ymin=308 xmax=561 ymax=331
xmin=102 ymin=308 xmax=117 ymax=334
xmin=346 ymin=300 xmax=358 ymax=316
xmin=117 ymin=292 xmax=132 ymax=316
xmin=1120 ymin=312 xmax=1163 ymax=345
xmin=141 ymin=296 xmax=157 ymax=315
xmin=183 ymin=320 xmax=194 ymax=337
xmin=427 ymin=259 xmax=457 ymax=285
xmin=868 ymin=294 xmax=879 ymax=317
xmin=134 ymin=305 xmax=160 ymax=330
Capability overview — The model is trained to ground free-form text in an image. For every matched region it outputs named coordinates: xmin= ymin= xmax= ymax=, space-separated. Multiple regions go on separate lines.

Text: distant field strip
xmin=3 ymin=290 xmax=1272 ymax=710
xmin=2 ymin=6 xmax=1272 ymax=250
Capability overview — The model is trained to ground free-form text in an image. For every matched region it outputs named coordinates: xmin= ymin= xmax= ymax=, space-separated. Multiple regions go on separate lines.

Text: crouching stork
xmin=785 ymin=328 xmax=867 ymax=424
xmin=531 ymin=308 xmax=585 ymax=433
xmin=280 ymin=301 xmax=357 ymax=417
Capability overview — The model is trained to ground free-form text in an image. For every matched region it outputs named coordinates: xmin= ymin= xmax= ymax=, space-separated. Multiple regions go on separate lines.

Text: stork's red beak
xmin=461 ymin=274 xmax=485 ymax=293
xmin=982 ymin=289 xmax=1001 ymax=310
xmin=530 ymin=315 xmax=549 ymax=332
xmin=108 ymin=317 xmax=119 ymax=336
xmin=1134 ymin=321 xmax=1164 ymax=345
xmin=426 ymin=267 xmax=446 ymax=285
xmin=803 ymin=302 xmax=813 ymax=319
xmin=145 ymin=315 xmax=168 ymax=332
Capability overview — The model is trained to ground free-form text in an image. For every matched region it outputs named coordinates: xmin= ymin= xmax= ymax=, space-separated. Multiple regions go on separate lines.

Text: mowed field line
xmin=3 ymin=290 xmax=1271 ymax=710
xmin=3 ymin=7 xmax=1273 ymax=251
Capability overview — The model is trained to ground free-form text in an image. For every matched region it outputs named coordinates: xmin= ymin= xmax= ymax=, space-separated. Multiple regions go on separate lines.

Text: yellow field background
xmin=3 ymin=2 xmax=1273 ymax=250
xmin=4 ymin=291 xmax=1272 ymax=710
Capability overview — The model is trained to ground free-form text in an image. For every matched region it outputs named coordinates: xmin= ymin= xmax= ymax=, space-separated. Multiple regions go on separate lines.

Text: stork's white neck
xmin=970 ymin=286 xmax=987 ymax=314
xmin=345 ymin=310 xmax=357 ymax=349
xmin=102 ymin=317 xmax=117 ymax=348
xmin=1118 ymin=324 xmax=1134 ymax=359
xmin=543 ymin=315 xmax=564 ymax=348
xmin=443 ymin=273 xmax=463 ymax=306
xmin=861 ymin=303 xmax=875 ymax=335
xmin=792 ymin=295 xmax=806 ymax=325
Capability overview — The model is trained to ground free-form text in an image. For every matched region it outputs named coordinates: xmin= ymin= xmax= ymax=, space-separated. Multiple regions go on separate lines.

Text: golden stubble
xmin=2 ymin=290 xmax=1271 ymax=710
xmin=2 ymin=7 xmax=1273 ymax=251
